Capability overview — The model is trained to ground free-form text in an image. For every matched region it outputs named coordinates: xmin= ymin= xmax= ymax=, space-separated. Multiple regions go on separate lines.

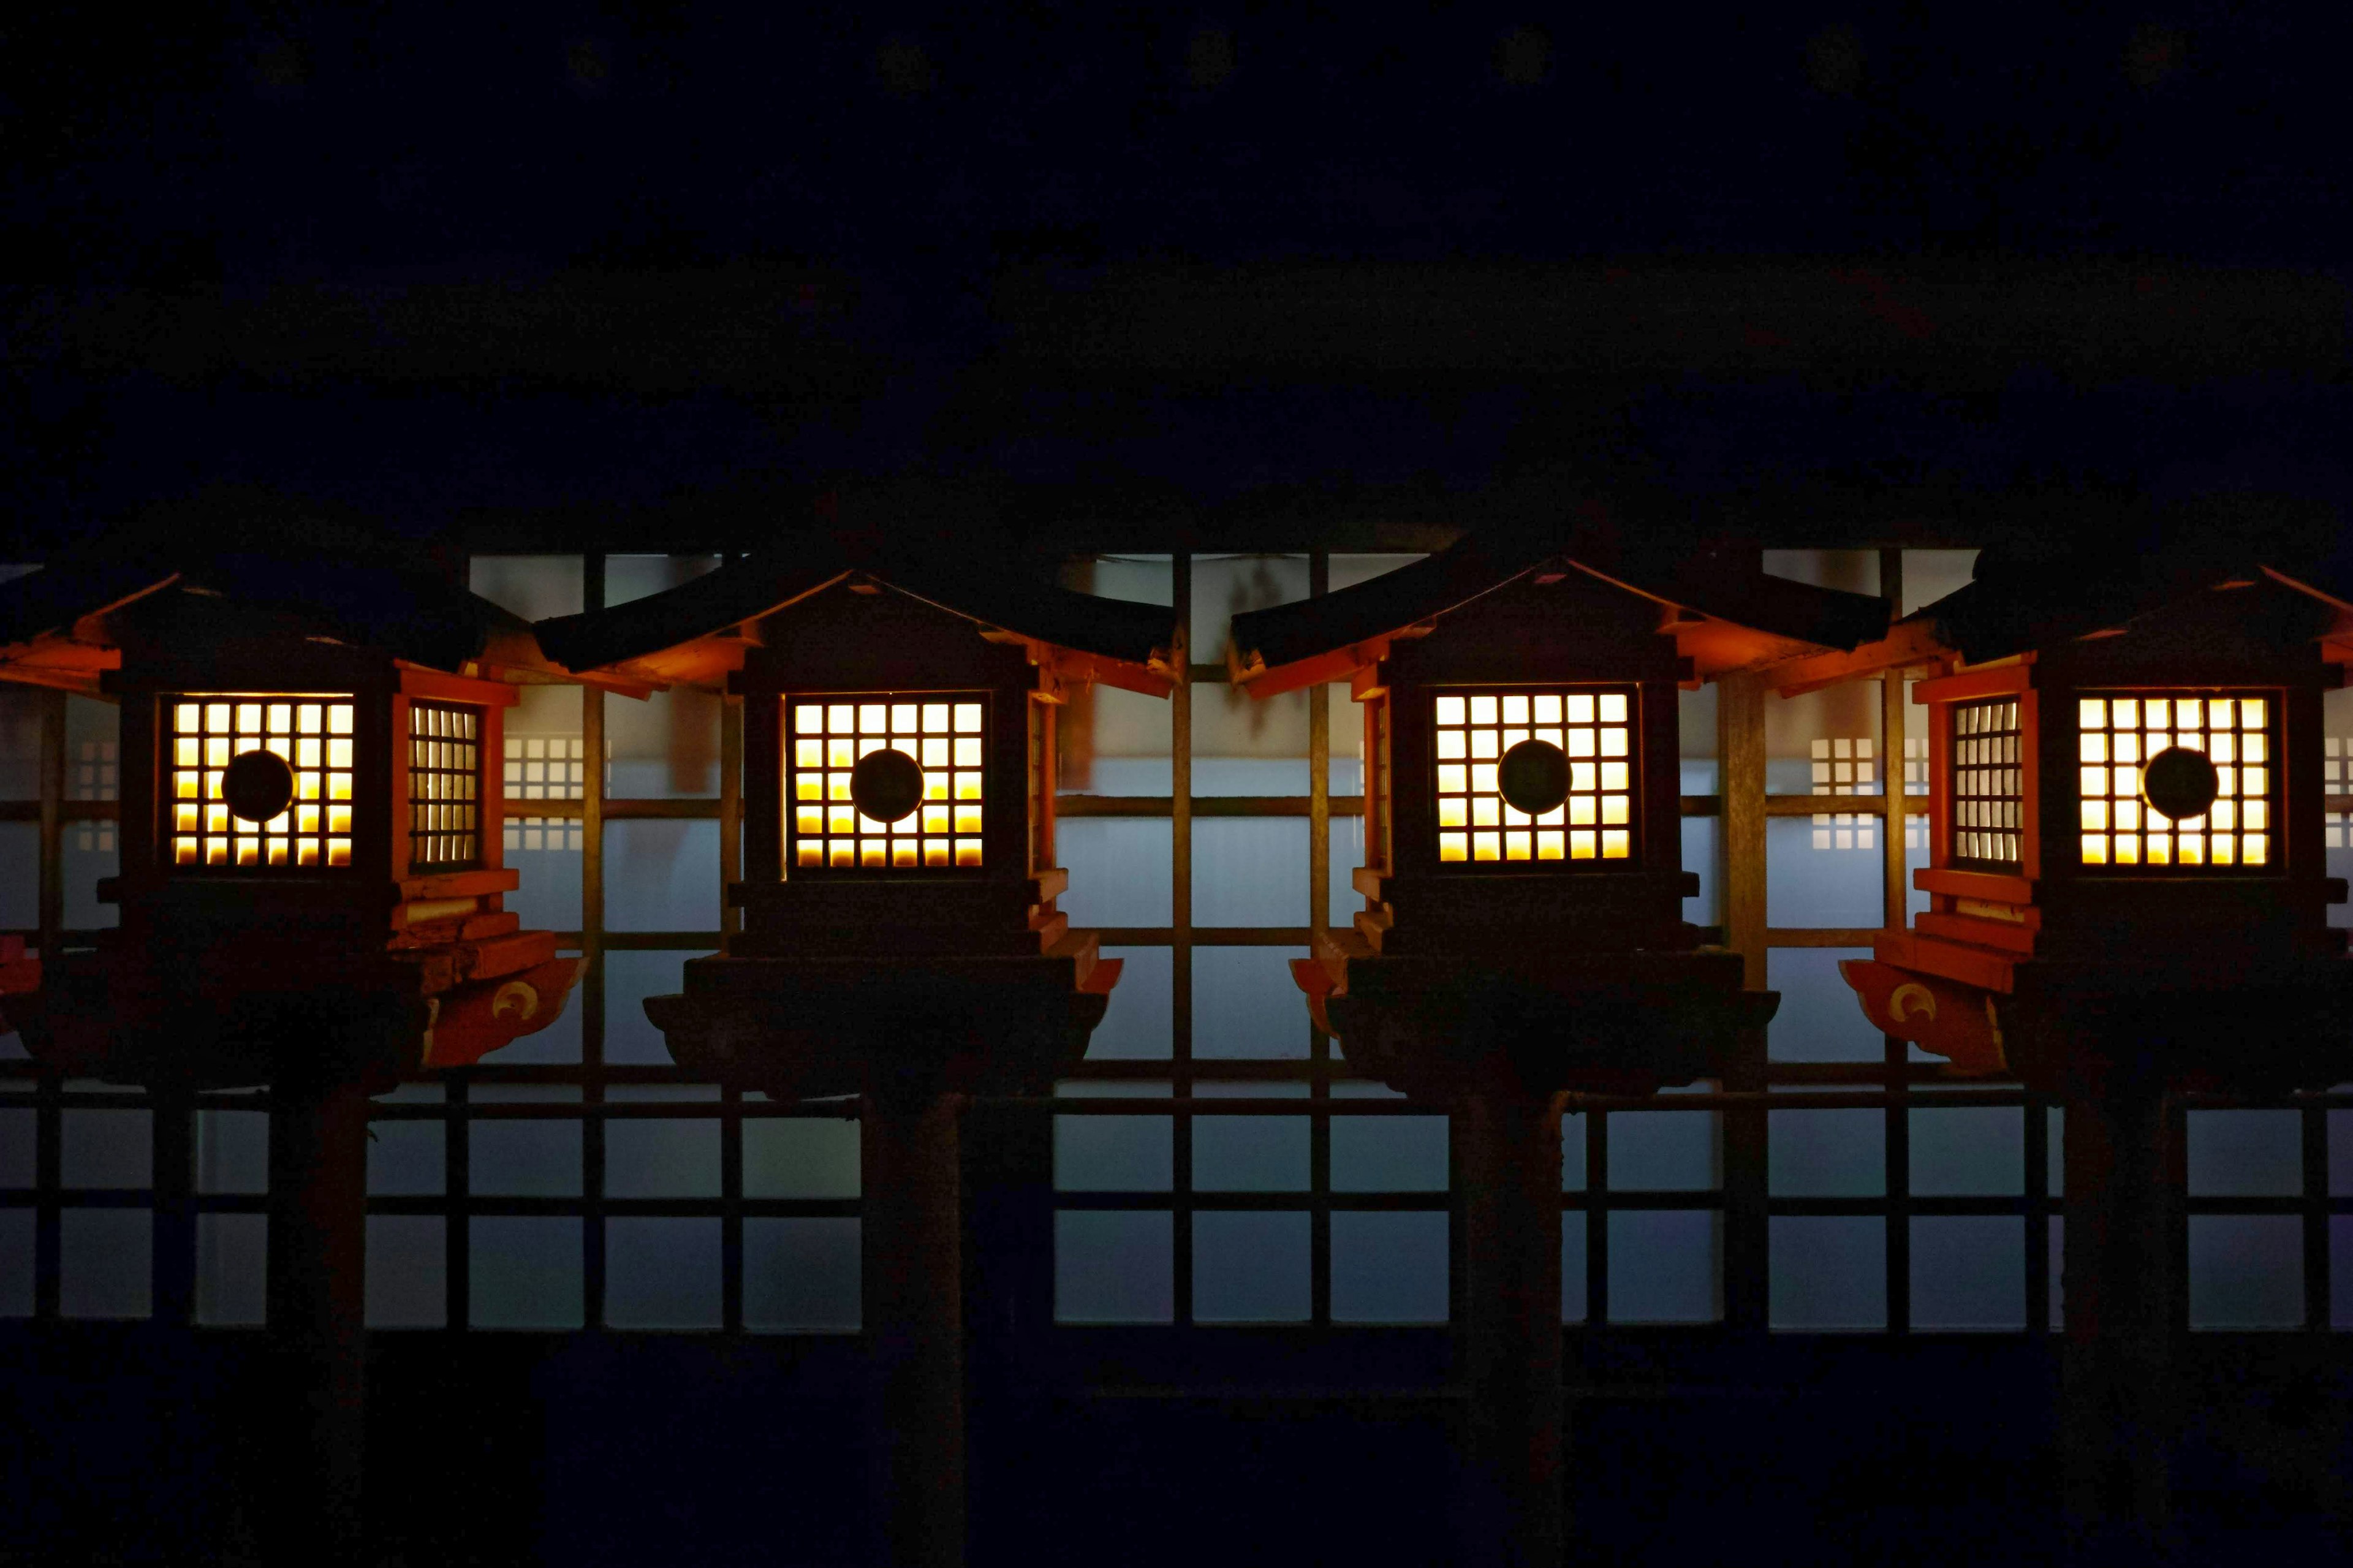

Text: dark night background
xmin=3 ymin=6 xmax=2350 ymax=1565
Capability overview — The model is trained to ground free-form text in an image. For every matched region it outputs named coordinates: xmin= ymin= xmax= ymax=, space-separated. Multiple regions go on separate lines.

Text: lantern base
xmin=643 ymin=931 xmax=1120 ymax=1107
xmin=1843 ymin=952 xmax=2353 ymax=1094
xmin=7 ymin=935 xmax=581 ymax=1091
xmin=1295 ymin=934 xmax=1775 ymax=1098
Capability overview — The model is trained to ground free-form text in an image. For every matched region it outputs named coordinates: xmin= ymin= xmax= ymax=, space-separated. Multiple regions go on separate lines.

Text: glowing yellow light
xmin=795 ymin=775 xmax=822 ymax=801
xmin=1436 ymin=730 xmax=1466 ymax=760
xmin=924 ymin=841 xmax=951 ymax=866
xmin=922 ymin=805 xmax=949 ymax=833
xmin=2212 ymin=835 xmax=2235 ymax=865
xmin=797 ymin=843 xmax=824 ymax=866
xmin=1437 ymin=765 xmax=1467 ymax=794
xmin=794 ymin=740 xmax=821 ymax=767
xmin=1434 ymin=696 xmax=1466 ymax=726
xmin=891 ymin=703 xmax=919 ymax=732
xmin=2243 ymin=767 xmax=2267 ymax=795
xmin=2244 ymin=833 xmax=2267 ymax=865
xmin=266 ymin=839 xmax=289 ymax=866
xmin=1601 ymin=795 xmax=1630 ymax=825
xmin=829 ymin=841 xmax=855 ymax=866
xmin=1570 ymin=831 xmax=1596 ymax=860
xmin=2178 ymin=833 xmax=2204 ymax=865
xmin=955 ymin=838 xmax=983 ymax=866
xmin=1601 ymin=830 xmax=1630 ymax=859
xmin=2146 ymin=835 xmax=2170 ymax=865
xmin=2080 ymin=733 xmax=2107 ymax=762
xmin=2082 ymin=834 xmax=2108 ymax=865
xmin=2243 ymin=800 xmax=2267 ymax=831
xmin=796 ymin=806 xmax=823 ymax=835
xmin=925 ymin=772 xmax=949 ymax=801
xmin=1467 ymin=695 xmax=1496 ymax=725
xmin=2115 ymin=834 xmax=2140 ymax=863
xmin=828 ymin=806 xmax=856 ymax=834
xmin=954 ymin=704 xmax=982 ymax=733
xmin=1536 ymin=831 xmax=1564 ymax=860
xmin=1569 ymin=797 xmax=1596 ymax=825
xmin=2145 ymin=699 xmax=2170 ymax=727
xmin=175 ymin=772 xmax=199 ymax=800
xmin=1438 ymin=798 xmax=1468 ymax=827
xmin=2082 ymin=800 xmax=2109 ymax=830
xmin=1439 ymin=832 xmax=1468 ymax=862
xmin=205 ymin=737 xmax=229 ymax=767
xmin=1472 ymin=831 xmax=1501 ymax=861
xmin=1505 ymin=830 xmax=1532 ymax=860
xmin=2079 ymin=699 xmax=2107 ymax=727
xmin=860 ymin=839 xmax=887 ymax=866
xmin=327 ymin=773 xmax=352 ymax=801
xmin=1470 ymin=729 xmax=1499 ymax=760
xmin=954 ymin=807 xmax=982 ymax=833
xmin=953 ymin=737 xmax=982 ymax=767
xmin=892 ymin=841 xmax=918 ymax=866
xmin=174 ymin=836 xmax=199 ymax=864
xmin=828 ymin=771 xmax=852 ymax=800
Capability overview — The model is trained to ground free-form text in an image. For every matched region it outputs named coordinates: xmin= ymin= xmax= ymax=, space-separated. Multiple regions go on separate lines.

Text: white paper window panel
xmin=1054 ymin=819 xmax=1172 ymax=926
xmin=1054 ymin=1081 xmax=1173 ymax=1192
xmin=605 ymin=1218 xmax=722 ymax=1330
xmin=0 ymin=1209 xmax=32 ymax=1316
xmin=1190 ymin=555 xmax=1312 ymax=669
xmin=1192 ymin=1082 xmax=1309 ymax=1192
xmin=603 ymin=819 xmax=721 ymax=932
xmin=469 ymin=1216 xmax=585 ymax=1330
xmin=1193 ymin=1210 xmax=1311 ymax=1323
xmin=366 ymin=1216 xmax=446 ymax=1328
xmin=1192 ymin=689 xmax=1310 ymax=762
xmin=605 ymin=1119 xmax=720 ymax=1199
xmin=1194 ymin=946 xmax=1312 ymax=1060
xmin=1078 ymin=946 xmax=1172 ymax=1061
xmin=1055 ymin=1210 xmax=1175 ymax=1324
xmin=1911 ymin=1216 xmax=2026 ymax=1331
xmin=1771 ymin=1216 xmax=1887 ymax=1331
xmin=196 ymin=1213 xmax=267 ymax=1326
xmin=468 ymin=556 xmax=585 ymax=622
xmin=604 ymin=555 xmax=722 ymax=608
xmin=2185 ymin=1110 xmax=2303 ymax=1197
xmin=1561 ymin=1112 xmax=1588 ymax=1192
xmin=743 ymin=1218 xmax=861 ymax=1333
xmin=743 ymin=1119 xmax=860 ymax=1200
xmin=500 ymin=837 xmax=585 ymax=935
xmin=61 ymin=1209 xmax=151 ymax=1319
xmin=1908 ymin=1107 xmax=2024 ymax=1196
xmin=1766 ymin=948 xmax=1883 ymax=1062
xmin=469 ymin=1119 xmax=583 ymax=1197
xmin=1192 ymin=757 xmax=1310 ymax=795
xmin=1067 ymin=687 xmax=1172 ymax=789
xmin=1764 ymin=680 xmax=1880 ymax=794
xmin=366 ymin=1119 xmax=443 ymax=1197
xmin=61 ymin=1109 xmax=150 ymax=1189
xmin=1191 ymin=818 xmax=1309 ymax=927
xmin=1609 ymin=1112 xmax=1720 ymax=1191
xmin=1330 ymin=1211 xmax=1449 ymax=1325
xmin=2188 ymin=1216 xmax=2304 ymax=1329
xmin=1332 ymin=1083 xmax=1447 ymax=1192
xmin=1561 ymin=1213 xmax=1588 ymax=1324
xmin=606 ymin=688 xmax=724 ymax=799
xmin=1608 ymin=1211 xmax=1721 ymax=1324
xmin=1769 ymin=1110 xmax=1885 ymax=1197
xmin=1766 ymin=819 xmax=1884 ymax=928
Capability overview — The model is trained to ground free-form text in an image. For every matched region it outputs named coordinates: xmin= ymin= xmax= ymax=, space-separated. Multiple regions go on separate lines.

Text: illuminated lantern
xmin=536 ymin=539 xmax=1177 ymax=1568
xmin=1767 ymin=540 xmax=2353 ymax=1553
xmin=1229 ymin=524 xmax=1886 ymax=1568
xmin=0 ymin=515 xmax=586 ymax=1564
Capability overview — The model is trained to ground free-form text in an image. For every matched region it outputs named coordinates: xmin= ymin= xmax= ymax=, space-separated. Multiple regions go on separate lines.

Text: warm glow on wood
xmin=1433 ymin=688 xmax=1634 ymax=866
xmin=787 ymin=694 xmax=986 ymax=872
xmin=1950 ymin=698 xmax=2023 ymax=867
xmin=168 ymin=696 xmax=354 ymax=873
xmin=409 ymin=700 xmax=482 ymax=871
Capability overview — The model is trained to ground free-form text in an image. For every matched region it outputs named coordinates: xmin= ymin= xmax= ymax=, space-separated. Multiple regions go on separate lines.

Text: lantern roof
xmin=0 ymin=491 xmax=567 ymax=698
xmin=1765 ymin=532 xmax=2353 ymax=693
xmin=1226 ymin=517 xmax=1892 ymax=697
xmin=533 ymin=545 xmax=1181 ymax=697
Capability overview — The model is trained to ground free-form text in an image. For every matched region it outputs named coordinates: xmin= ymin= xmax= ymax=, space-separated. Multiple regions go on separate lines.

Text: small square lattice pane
xmin=408 ymin=701 xmax=483 ymax=871
xmin=787 ymin=695 xmax=986 ymax=872
xmin=1949 ymin=698 xmax=2022 ymax=868
xmin=165 ymin=696 xmax=355 ymax=871
xmin=2076 ymin=693 xmax=2275 ymax=870
xmin=1432 ymin=689 xmax=1636 ymax=867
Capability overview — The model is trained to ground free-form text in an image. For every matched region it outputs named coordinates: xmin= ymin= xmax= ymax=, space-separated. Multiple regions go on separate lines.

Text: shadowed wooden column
xmin=263 ymin=1077 xmax=371 ymax=1566
xmin=862 ymin=1092 xmax=966 ymax=1568
xmin=1456 ymin=1088 xmax=1568 ymax=1568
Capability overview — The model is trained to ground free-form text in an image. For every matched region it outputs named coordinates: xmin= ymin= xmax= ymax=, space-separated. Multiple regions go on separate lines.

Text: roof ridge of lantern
xmin=1225 ymin=509 xmax=1892 ymax=696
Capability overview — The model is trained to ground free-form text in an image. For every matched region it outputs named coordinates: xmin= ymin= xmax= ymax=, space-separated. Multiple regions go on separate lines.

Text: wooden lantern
xmin=1229 ymin=526 xmax=1888 ymax=1093
xmin=0 ymin=537 xmax=584 ymax=1084
xmin=1770 ymin=549 xmax=2353 ymax=1085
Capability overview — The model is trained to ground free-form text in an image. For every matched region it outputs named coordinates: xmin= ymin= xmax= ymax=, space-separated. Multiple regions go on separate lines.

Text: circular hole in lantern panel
xmin=2142 ymin=745 xmax=2219 ymax=824
xmin=849 ymin=747 xmax=925 ymax=824
xmin=1496 ymin=739 xmax=1571 ymax=816
xmin=221 ymin=749 xmax=296 ymax=824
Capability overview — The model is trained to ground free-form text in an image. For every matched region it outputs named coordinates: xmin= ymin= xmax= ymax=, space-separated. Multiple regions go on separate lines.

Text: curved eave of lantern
xmin=533 ymin=553 xmax=1181 ymax=700
xmin=1225 ymin=525 xmax=1890 ymax=699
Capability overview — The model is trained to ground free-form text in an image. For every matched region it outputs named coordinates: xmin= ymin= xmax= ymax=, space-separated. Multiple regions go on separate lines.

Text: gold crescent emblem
xmin=492 ymin=981 xmax=540 ymax=1022
xmin=1889 ymin=983 xmax=1936 ymax=1026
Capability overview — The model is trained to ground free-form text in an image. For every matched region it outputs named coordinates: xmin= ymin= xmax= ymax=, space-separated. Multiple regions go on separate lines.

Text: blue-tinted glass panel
xmin=607 ymin=687 xmax=722 ymax=798
xmin=1194 ymin=1210 xmax=1311 ymax=1324
xmin=1054 ymin=1082 xmax=1172 ymax=1192
xmin=1769 ymin=1109 xmax=1884 ymax=1196
xmin=605 ymin=950 xmax=700 ymax=1065
xmin=1767 ymin=818 xmax=1884 ymax=928
xmin=1561 ymin=1211 xmax=1588 ymax=1324
xmin=1562 ymin=1112 xmax=1588 ymax=1192
xmin=1330 ymin=1211 xmax=1449 ymax=1324
xmin=604 ymin=819 xmax=721 ymax=931
xmin=2186 ymin=1110 xmax=2302 ymax=1197
xmin=1332 ymin=1084 xmax=1446 ymax=1192
xmin=1771 ymin=1216 xmax=1887 ymax=1331
xmin=367 ymin=1216 xmax=446 ymax=1328
xmin=1909 ymin=1107 xmax=2023 ymax=1195
xmin=605 ymin=1116 xmax=719 ymax=1199
xmin=744 ymin=1218 xmax=860 ymax=1332
xmin=1910 ymin=1216 xmax=2025 ymax=1331
xmin=62 ymin=1109 xmax=150 ymax=1189
xmin=1193 ymin=1082 xmax=1308 ymax=1191
xmin=61 ymin=1209 xmax=150 ymax=1319
xmin=1055 ymin=1211 xmax=1173 ymax=1324
xmin=606 ymin=1218 xmax=721 ymax=1330
xmin=1767 ymin=947 xmax=1882 ymax=1062
xmin=2188 ymin=1216 xmax=2303 ymax=1329
xmin=196 ymin=1213 xmax=267 ymax=1325
xmin=743 ymin=1118 xmax=860 ymax=1199
xmin=1083 ymin=946 xmax=1170 ymax=1060
xmin=1607 ymin=1210 xmax=1720 ymax=1324
xmin=197 ymin=1110 xmax=268 ymax=1194
xmin=1192 ymin=819 xmax=1308 ymax=927
xmin=471 ymin=1217 xmax=583 ymax=1330
xmin=1608 ymin=1111 xmax=1718 ymax=1191
xmin=469 ymin=1100 xmax=583 ymax=1197
xmin=1056 ymin=820 xmax=1171 ymax=926
xmin=366 ymin=1119 xmax=442 ymax=1196
xmin=1194 ymin=947 xmax=1311 ymax=1059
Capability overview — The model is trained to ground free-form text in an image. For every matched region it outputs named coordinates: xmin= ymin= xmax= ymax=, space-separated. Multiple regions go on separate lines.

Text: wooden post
xmin=263 ymin=1077 xmax=371 ymax=1566
xmin=862 ymin=1092 xmax=966 ymax=1568
xmin=1455 ymin=1089 xmax=1567 ymax=1568
xmin=2059 ymin=1071 xmax=2181 ymax=1562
